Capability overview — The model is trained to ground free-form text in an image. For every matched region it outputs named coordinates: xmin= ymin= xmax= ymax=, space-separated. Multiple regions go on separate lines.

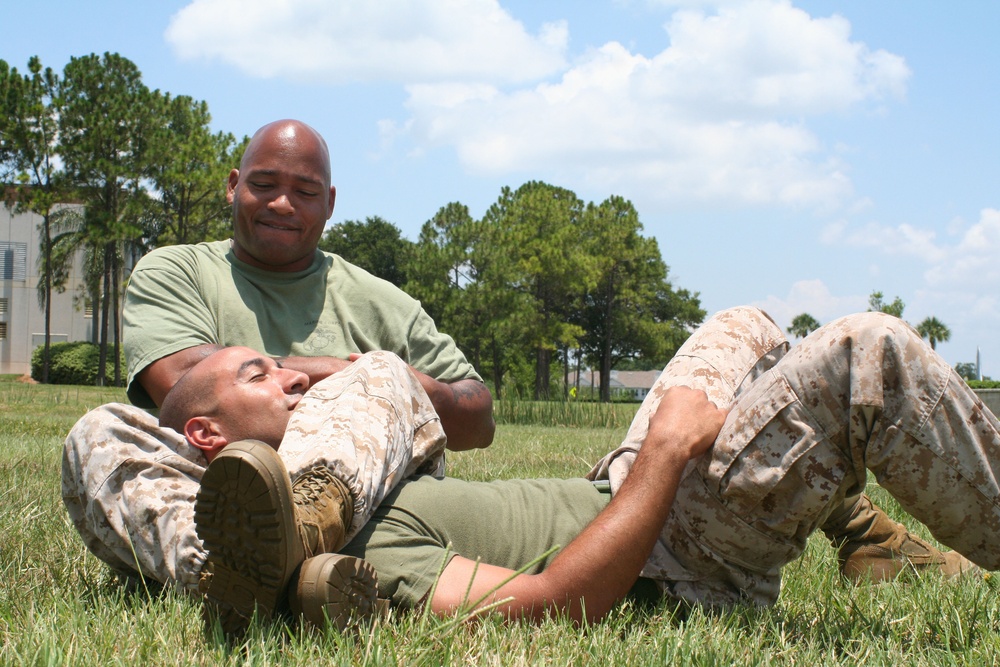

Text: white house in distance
xmin=0 ymin=201 xmax=91 ymax=376
xmin=569 ymin=369 xmax=661 ymax=401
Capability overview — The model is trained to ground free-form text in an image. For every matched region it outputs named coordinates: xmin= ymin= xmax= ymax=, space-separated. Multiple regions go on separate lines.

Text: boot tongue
xmin=292 ymin=468 xmax=352 ymax=555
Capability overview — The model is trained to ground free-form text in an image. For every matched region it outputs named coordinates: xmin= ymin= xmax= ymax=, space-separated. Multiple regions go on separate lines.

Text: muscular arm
xmin=429 ymin=387 xmax=726 ymax=625
xmin=409 ymin=370 xmax=495 ymax=452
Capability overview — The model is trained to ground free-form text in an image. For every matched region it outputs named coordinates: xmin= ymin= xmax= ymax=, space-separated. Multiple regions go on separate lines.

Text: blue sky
xmin=6 ymin=0 xmax=999 ymax=375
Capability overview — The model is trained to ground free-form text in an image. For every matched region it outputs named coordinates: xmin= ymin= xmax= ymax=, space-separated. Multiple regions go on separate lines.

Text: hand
xmin=645 ymin=386 xmax=728 ymax=461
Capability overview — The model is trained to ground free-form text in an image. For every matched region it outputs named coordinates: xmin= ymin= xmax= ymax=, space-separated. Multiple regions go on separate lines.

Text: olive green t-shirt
xmin=339 ymin=475 xmax=610 ymax=609
xmin=123 ymin=240 xmax=480 ymax=407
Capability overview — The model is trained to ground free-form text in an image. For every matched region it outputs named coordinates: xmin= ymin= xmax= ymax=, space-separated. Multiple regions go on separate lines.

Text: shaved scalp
xmin=159 ymin=363 xmax=220 ymax=436
xmin=241 ymin=119 xmax=332 ymax=187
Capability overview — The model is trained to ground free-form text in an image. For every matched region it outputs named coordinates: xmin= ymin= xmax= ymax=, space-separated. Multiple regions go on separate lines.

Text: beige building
xmin=0 ymin=202 xmax=91 ymax=376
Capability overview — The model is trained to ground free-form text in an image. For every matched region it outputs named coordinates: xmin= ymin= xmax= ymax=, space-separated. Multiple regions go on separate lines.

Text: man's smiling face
xmin=227 ymin=120 xmax=337 ymax=273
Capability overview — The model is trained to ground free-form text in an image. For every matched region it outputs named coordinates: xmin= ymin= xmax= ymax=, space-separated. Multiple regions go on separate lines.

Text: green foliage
xmin=956 ymin=362 xmax=978 ymax=381
xmin=0 ymin=57 xmax=68 ymax=384
xmin=957 ymin=361 xmax=994 ymax=384
xmin=55 ymin=53 xmax=157 ymax=386
xmin=320 ymin=216 xmax=412 ymax=287
xmin=487 ymin=181 xmax=591 ymax=399
xmin=30 ymin=341 xmax=125 ymax=386
xmin=575 ymin=195 xmax=704 ymax=401
xmin=406 ymin=186 xmax=702 ymax=402
xmin=868 ymin=290 xmax=905 ymax=318
xmin=144 ymin=92 xmax=244 ymax=246
xmin=916 ymin=315 xmax=951 ymax=350
xmin=787 ymin=313 xmax=820 ymax=339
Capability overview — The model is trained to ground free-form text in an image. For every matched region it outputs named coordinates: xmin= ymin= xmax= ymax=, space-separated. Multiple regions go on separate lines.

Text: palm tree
xmin=916 ymin=316 xmax=951 ymax=350
xmin=787 ymin=313 xmax=821 ymax=339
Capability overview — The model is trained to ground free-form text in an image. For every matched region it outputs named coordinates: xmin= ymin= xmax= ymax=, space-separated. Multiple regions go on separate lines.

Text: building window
xmin=0 ymin=297 xmax=7 ymax=313
xmin=0 ymin=322 xmax=7 ymax=340
xmin=84 ymin=304 xmax=93 ymax=319
xmin=0 ymin=242 xmax=28 ymax=281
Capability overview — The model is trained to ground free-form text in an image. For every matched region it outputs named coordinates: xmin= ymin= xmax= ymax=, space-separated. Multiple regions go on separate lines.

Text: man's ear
xmin=226 ymin=168 xmax=240 ymax=204
xmin=327 ymin=185 xmax=337 ymax=219
xmin=185 ymin=416 xmax=229 ymax=462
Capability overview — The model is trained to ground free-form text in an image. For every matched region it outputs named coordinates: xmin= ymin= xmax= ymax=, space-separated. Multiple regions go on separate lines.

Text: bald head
xmin=241 ymin=119 xmax=332 ymax=188
xmin=158 ymin=347 xmax=309 ymax=462
xmin=159 ymin=361 xmax=222 ymax=438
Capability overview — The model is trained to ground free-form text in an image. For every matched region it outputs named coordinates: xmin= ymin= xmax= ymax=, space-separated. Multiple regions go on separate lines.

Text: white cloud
xmin=167 ymin=0 xmax=910 ymax=210
xmin=165 ymin=0 xmax=567 ymax=84
xmin=753 ymin=279 xmax=866 ymax=332
xmin=821 ymin=219 xmax=946 ymax=263
xmin=826 ymin=208 xmax=1000 ymax=289
xmin=653 ymin=1 xmax=908 ymax=114
xmin=925 ymin=208 xmax=1000 ymax=286
xmin=392 ymin=0 xmax=909 ymax=209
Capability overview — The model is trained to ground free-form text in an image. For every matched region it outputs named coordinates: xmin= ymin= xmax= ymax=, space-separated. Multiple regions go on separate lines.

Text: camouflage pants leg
xmin=62 ymin=350 xmax=444 ymax=590
xmin=62 ymin=403 xmax=208 ymax=593
xmin=649 ymin=311 xmax=1000 ymax=606
xmin=588 ymin=306 xmax=791 ymax=603
xmin=279 ymin=350 xmax=447 ymax=544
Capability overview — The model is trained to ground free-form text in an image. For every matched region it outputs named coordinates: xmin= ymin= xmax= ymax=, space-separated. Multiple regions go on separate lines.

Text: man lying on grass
xmin=163 ymin=306 xmax=988 ymax=629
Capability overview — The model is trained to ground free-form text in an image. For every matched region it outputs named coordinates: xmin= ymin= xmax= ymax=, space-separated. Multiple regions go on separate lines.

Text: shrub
xmin=968 ymin=379 xmax=1000 ymax=390
xmin=31 ymin=341 xmax=125 ymax=386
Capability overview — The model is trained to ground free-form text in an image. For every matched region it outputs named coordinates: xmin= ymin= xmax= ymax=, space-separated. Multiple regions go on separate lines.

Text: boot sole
xmin=292 ymin=553 xmax=379 ymax=631
xmin=194 ymin=440 xmax=305 ymax=635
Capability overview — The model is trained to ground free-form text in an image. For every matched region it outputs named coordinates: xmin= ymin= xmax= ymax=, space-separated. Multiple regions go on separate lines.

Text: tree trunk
xmin=562 ymin=347 xmax=570 ymax=400
xmin=112 ymin=248 xmax=122 ymax=386
xmin=599 ymin=276 xmax=616 ymax=403
xmin=534 ymin=347 xmax=549 ymax=401
xmin=97 ymin=244 xmax=112 ymax=386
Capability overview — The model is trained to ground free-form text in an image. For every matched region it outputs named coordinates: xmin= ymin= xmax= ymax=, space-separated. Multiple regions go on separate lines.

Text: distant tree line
xmin=320 ymin=185 xmax=705 ymax=401
xmin=1 ymin=53 xmax=703 ymax=398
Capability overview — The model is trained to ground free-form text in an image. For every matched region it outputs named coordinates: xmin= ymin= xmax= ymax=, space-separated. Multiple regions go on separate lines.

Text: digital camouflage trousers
xmin=589 ymin=306 xmax=1000 ymax=605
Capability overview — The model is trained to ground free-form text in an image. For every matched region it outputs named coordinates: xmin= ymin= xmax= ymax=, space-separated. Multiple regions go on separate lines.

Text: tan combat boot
xmin=823 ymin=493 xmax=979 ymax=582
xmin=291 ymin=467 xmax=354 ymax=557
xmin=195 ymin=440 xmax=306 ymax=636
xmin=289 ymin=553 xmax=381 ymax=631
xmin=289 ymin=468 xmax=379 ymax=630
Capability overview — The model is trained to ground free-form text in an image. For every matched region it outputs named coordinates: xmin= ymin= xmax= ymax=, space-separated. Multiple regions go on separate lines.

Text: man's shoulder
xmin=321 ymin=251 xmax=418 ymax=305
xmin=134 ymin=240 xmax=229 ymax=271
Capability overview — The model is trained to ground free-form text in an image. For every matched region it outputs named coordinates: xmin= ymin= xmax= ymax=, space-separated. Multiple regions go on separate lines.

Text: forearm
xmin=496 ymin=444 xmax=688 ymax=624
xmin=274 ymin=355 xmax=352 ymax=386
xmin=414 ymin=374 xmax=495 ymax=451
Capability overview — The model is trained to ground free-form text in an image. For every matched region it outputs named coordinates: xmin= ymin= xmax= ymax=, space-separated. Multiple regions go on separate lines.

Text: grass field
xmin=1 ymin=378 xmax=998 ymax=665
